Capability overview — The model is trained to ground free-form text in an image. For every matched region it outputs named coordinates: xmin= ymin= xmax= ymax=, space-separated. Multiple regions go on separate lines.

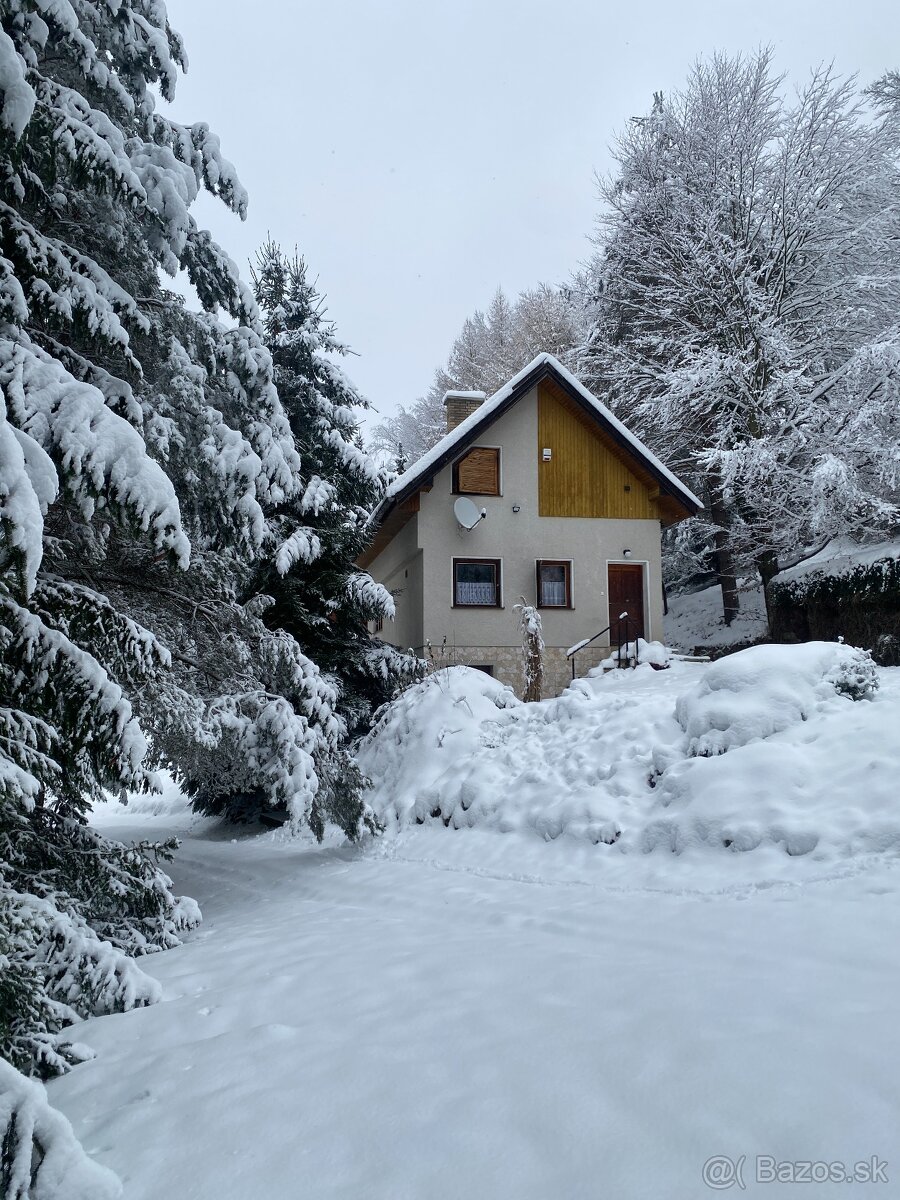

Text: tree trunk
xmin=708 ymin=491 xmax=740 ymax=626
xmin=756 ymin=549 xmax=779 ymax=635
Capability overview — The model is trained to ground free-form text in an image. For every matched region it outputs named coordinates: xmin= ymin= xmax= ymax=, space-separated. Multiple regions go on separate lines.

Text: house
xmin=359 ymin=354 xmax=701 ymax=697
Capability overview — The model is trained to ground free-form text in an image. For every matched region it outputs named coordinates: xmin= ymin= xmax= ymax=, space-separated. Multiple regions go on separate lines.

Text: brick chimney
xmin=443 ymin=390 xmax=486 ymax=433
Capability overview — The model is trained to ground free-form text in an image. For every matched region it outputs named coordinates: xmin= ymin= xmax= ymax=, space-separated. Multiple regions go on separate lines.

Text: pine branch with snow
xmin=0 ymin=1057 xmax=122 ymax=1199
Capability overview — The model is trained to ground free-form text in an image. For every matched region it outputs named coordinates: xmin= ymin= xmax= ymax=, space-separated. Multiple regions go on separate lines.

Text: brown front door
xmin=607 ymin=563 xmax=645 ymax=642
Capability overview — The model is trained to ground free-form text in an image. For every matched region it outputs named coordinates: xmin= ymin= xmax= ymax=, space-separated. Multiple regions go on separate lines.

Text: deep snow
xmin=358 ymin=648 xmax=891 ymax=869
xmin=50 ymin=808 xmax=900 ymax=1200
xmin=46 ymin=649 xmax=900 ymax=1199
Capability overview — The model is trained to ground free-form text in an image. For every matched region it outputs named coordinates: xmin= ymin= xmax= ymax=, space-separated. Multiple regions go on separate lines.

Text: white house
xmin=359 ymin=354 xmax=701 ymax=696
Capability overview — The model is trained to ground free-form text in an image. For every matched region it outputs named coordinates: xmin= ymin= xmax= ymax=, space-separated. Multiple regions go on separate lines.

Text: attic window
xmin=452 ymin=447 xmax=500 ymax=496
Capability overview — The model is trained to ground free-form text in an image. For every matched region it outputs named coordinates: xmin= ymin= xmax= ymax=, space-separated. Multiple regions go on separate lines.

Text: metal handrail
xmin=567 ymin=612 xmax=639 ymax=679
xmin=566 ymin=624 xmax=611 ymax=679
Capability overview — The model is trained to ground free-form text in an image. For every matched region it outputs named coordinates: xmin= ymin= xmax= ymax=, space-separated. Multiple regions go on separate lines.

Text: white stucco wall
xmin=367 ymin=384 xmax=665 ymax=664
xmin=367 ymin=518 xmax=422 ymax=652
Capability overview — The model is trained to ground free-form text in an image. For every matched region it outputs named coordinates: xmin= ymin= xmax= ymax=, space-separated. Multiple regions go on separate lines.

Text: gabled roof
xmin=363 ymin=355 xmax=702 ymax=562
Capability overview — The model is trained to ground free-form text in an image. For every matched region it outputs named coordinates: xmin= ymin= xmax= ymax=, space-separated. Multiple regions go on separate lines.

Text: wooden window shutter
xmin=454 ymin=447 xmax=500 ymax=495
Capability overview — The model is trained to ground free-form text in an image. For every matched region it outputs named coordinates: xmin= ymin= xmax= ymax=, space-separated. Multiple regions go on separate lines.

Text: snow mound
xmin=598 ymin=638 xmax=671 ymax=669
xmin=0 ymin=1058 xmax=121 ymax=1199
xmin=359 ymin=664 xmax=677 ymax=844
xmin=675 ymin=641 xmax=878 ymax=757
xmin=359 ymin=647 xmax=898 ymax=866
xmin=358 ymin=668 xmax=522 ymax=828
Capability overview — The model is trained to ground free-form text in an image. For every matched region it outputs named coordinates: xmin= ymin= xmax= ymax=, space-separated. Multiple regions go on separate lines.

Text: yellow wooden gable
xmin=537 ymin=378 xmax=668 ymax=520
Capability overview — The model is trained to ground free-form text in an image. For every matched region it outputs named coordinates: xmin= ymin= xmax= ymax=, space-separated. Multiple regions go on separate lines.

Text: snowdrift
xmin=357 ymin=644 xmax=898 ymax=864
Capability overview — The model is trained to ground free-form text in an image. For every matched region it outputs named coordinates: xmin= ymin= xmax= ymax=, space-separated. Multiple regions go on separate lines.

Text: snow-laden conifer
xmin=250 ymin=242 xmax=420 ymax=743
xmin=0 ymin=0 xmax=362 ymax=1112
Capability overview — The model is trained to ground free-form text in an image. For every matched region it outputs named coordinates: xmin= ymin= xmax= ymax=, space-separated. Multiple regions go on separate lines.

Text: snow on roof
xmin=776 ymin=537 xmax=900 ymax=585
xmin=443 ymin=390 xmax=487 ymax=401
xmin=376 ymin=354 xmax=702 ymax=520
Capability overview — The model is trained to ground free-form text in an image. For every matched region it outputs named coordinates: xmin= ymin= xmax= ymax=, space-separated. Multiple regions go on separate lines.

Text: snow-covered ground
xmin=665 ymin=580 xmax=768 ymax=652
xmin=49 ymin=651 xmax=900 ymax=1199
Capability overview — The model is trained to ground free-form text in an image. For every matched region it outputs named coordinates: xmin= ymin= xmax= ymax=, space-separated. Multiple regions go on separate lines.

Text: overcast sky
xmin=164 ymin=1 xmax=900 ymax=426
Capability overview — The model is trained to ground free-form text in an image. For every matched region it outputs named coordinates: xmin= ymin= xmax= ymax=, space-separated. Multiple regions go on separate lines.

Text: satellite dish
xmin=454 ymin=496 xmax=484 ymax=530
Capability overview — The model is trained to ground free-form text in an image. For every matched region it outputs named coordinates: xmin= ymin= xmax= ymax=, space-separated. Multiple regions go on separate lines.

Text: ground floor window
xmin=470 ymin=664 xmax=495 ymax=677
xmin=453 ymin=558 xmax=501 ymax=607
xmin=536 ymin=559 xmax=572 ymax=608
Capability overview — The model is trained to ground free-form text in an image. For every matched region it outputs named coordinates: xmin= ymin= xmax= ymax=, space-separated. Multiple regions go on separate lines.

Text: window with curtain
xmin=453 ymin=559 xmax=501 ymax=606
xmin=537 ymin=560 xmax=571 ymax=608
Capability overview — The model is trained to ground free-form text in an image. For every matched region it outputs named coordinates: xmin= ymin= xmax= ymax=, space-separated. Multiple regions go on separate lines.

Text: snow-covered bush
xmin=0 ymin=1058 xmax=121 ymax=1199
xmin=675 ymin=641 xmax=878 ymax=758
xmin=357 ymin=667 xmax=521 ymax=830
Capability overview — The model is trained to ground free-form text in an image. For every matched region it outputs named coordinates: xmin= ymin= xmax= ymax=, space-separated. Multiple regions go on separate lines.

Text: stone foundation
xmin=424 ymin=643 xmax=611 ymax=700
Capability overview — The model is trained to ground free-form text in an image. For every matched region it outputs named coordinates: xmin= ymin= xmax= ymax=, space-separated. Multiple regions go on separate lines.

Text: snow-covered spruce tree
xmin=0 ymin=0 xmax=220 ymax=1084
xmin=0 ymin=0 xmax=367 ymax=1099
xmin=579 ymin=52 xmax=900 ymax=622
xmin=249 ymin=241 xmax=420 ymax=747
xmin=0 ymin=1058 xmax=122 ymax=1199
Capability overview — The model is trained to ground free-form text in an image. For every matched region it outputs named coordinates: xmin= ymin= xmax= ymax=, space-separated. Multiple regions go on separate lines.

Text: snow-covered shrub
xmin=0 ymin=1058 xmax=121 ymax=1199
xmin=358 ymin=648 xmax=897 ymax=865
xmin=356 ymin=667 xmax=521 ymax=830
xmin=675 ymin=641 xmax=878 ymax=758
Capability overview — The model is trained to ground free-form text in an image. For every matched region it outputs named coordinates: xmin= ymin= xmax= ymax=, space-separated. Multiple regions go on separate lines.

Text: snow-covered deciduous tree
xmin=370 ymin=284 xmax=580 ymax=463
xmin=579 ymin=51 xmax=900 ymax=621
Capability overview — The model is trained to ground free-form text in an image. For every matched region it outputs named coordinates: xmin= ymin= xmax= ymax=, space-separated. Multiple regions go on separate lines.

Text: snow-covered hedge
xmin=769 ymin=541 xmax=900 ymax=665
xmin=0 ymin=1058 xmax=121 ymax=1199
